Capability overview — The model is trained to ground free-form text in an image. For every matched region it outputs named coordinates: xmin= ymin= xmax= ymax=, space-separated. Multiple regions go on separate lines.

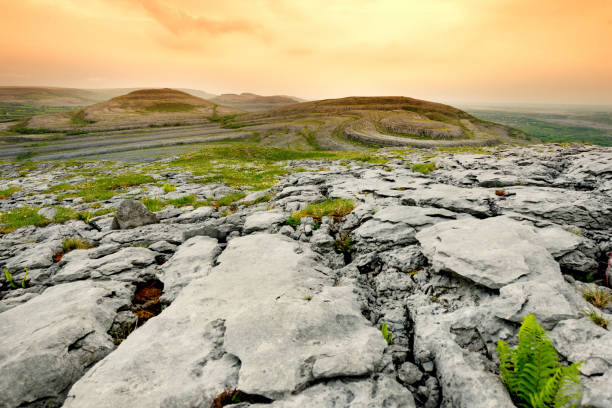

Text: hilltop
xmin=23 ymin=89 xmax=239 ymax=132
xmin=210 ymin=93 xmax=303 ymax=111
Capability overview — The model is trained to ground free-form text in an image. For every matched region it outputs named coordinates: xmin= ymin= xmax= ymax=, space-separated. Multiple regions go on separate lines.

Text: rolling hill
xmin=210 ymin=93 xmax=303 ymax=111
xmin=23 ymin=89 xmax=240 ymax=132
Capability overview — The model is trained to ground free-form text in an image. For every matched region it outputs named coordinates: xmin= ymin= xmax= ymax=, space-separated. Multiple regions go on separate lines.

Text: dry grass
xmin=583 ymin=286 xmax=612 ymax=308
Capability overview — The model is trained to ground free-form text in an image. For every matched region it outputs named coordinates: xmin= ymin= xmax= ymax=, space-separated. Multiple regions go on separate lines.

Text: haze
xmin=1 ymin=0 xmax=611 ymax=104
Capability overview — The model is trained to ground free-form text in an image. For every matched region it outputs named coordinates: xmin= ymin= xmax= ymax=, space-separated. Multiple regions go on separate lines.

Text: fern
xmin=496 ymin=314 xmax=582 ymax=408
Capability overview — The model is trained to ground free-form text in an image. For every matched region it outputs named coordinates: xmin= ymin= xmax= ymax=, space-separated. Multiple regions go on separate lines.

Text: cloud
xmin=134 ymin=0 xmax=259 ymax=36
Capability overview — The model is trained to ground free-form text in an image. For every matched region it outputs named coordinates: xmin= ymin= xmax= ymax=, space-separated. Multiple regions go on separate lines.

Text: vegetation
xmin=162 ymin=183 xmax=176 ymax=193
xmin=215 ymin=192 xmax=246 ymax=207
xmin=142 ymin=197 xmax=166 ymax=212
xmin=584 ymin=308 xmax=609 ymax=329
xmin=0 ymin=187 xmax=19 ymax=199
xmin=468 ymin=109 xmax=612 ymax=147
xmin=16 ymin=151 xmax=38 ymax=161
xmin=70 ymin=110 xmax=95 ymax=125
xmin=582 ymin=286 xmax=612 ymax=308
xmin=168 ymin=145 xmax=385 ymax=190
xmin=411 ymin=162 xmax=436 ymax=174
xmin=290 ymin=198 xmax=355 ymax=223
xmin=0 ymin=207 xmax=50 ymax=233
xmin=62 ymin=237 xmax=93 ymax=253
xmin=144 ymin=103 xmax=197 ymax=113
xmin=4 ymin=269 xmax=17 ymax=289
xmin=381 ymin=322 xmax=393 ymax=345
xmin=496 ymin=314 xmax=582 ymax=408
xmin=334 ymin=233 xmax=354 ymax=255
xmin=50 ymin=173 xmax=154 ymax=202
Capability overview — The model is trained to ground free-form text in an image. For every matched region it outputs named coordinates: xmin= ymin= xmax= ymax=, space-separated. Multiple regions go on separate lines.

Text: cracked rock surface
xmin=1 ymin=143 xmax=611 ymax=408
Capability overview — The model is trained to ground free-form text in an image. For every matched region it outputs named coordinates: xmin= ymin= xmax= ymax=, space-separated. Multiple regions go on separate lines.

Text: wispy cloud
xmin=134 ymin=0 xmax=259 ymax=36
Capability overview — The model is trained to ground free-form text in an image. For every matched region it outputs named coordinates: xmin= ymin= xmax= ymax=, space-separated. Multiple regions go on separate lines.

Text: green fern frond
xmin=496 ymin=314 xmax=583 ymax=408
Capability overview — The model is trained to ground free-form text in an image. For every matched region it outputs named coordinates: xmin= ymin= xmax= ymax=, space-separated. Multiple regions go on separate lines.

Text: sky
xmin=1 ymin=0 xmax=611 ymax=105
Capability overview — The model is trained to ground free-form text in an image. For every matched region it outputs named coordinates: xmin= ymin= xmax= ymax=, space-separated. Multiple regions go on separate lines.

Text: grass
xmin=216 ymin=192 xmax=246 ymax=207
xmin=0 ymin=187 xmax=19 ymax=200
xmin=167 ymin=194 xmax=197 ymax=207
xmin=52 ymin=173 xmax=154 ymax=202
xmin=290 ymin=198 xmax=355 ymax=224
xmin=167 ymin=145 xmax=386 ymax=190
xmin=162 ymin=183 xmax=176 ymax=193
xmin=0 ymin=206 xmax=113 ymax=234
xmin=583 ymin=287 xmax=612 ymax=308
xmin=411 ymin=162 xmax=436 ymax=174
xmin=70 ymin=110 xmax=95 ymax=125
xmin=142 ymin=197 xmax=166 ymax=212
xmin=62 ymin=237 xmax=93 ymax=253
xmin=584 ymin=308 xmax=609 ymax=329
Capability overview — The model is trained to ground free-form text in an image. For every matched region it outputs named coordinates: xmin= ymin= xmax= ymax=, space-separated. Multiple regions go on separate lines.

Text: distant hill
xmin=0 ymin=86 xmax=136 ymax=107
xmin=210 ymin=93 xmax=303 ymax=111
xmin=230 ymin=96 xmax=535 ymax=149
xmin=24 ymin=89 xmax=239 ymax=131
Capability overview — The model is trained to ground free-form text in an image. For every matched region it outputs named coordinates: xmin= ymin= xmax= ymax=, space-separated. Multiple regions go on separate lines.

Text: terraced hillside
xmin=1 ymin=93 xmax=534 ymax=161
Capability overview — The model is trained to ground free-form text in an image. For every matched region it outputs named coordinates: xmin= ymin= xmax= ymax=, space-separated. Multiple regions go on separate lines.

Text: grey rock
xmin=38 ymin=207 xmax=57 ymax=220
xmin=64 ymin=234 xmax=386 ymax=406
xmin=176 ymin=206 xmax=214 ymax=223
xmin=243 ymin=211 xmax=287 ymax=234
xmin=397 ymin=361 xmax=423 ymax=385
xmin=416 ymin=216 xmax=562 ymax=289
xmin=111 ymin=199 xmax=158 ymax=229
xmin=0 ymin=280 xmax=132 ymax=408
xmin=54 ymin=247 xmax=157 ymax=282
xmin=159 ymin=236 xmax=219 ymax=302
xmin=148 ymin=240 xmax=177 ymax=253
xmin=4 ymin=241 xmax=61 ymax=272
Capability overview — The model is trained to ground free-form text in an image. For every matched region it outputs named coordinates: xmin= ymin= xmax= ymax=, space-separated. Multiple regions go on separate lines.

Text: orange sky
xmin=1 ymin=0 xmax=611 ymax=104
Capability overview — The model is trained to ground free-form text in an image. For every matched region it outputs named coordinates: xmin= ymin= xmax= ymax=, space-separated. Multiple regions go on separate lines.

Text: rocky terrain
xmin=0 ymin=143 xmax=611 ymax=408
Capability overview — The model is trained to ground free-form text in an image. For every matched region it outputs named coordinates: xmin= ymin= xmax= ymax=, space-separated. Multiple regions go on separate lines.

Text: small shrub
xmin=381 ymin=322 xmax=393 ymax=345
xmin=497 ymin=314 xmax=583 ymax=407
xmin=584 ymin=308 xmax=608 ymax=329
xmin=304 ymin=295 xmax=313 ymax=301
xmin=162 ymin=183 xmax=176 ymax=193
xmin=411 ymin=162 xmax=436 ymax=174
xmin=582 ymin=286 xmax=612 ymax=308
xmin=334 ymin=233 xmax=354 ymax=255
xmin=62 ymin=237 xmax=92 ymax=253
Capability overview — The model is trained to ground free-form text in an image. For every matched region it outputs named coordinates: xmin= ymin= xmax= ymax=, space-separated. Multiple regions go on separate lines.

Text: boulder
xmin=243 ymin=210 xmax=287 ymax=234
xmin=111 ymin=199 xmax=158 ymax=230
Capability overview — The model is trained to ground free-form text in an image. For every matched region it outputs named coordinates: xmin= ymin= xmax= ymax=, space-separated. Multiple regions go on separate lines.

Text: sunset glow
xmin=1 ymin=0 xmax=611 ymax=104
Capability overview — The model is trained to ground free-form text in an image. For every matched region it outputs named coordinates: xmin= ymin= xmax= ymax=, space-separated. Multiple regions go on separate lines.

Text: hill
xmin=225 ymin=96 xmax=535 ymax=149
xmin=210 ymin=93 xmax=303 ymax=111
xmin=23 ymin=89 xmax=240 ymax=132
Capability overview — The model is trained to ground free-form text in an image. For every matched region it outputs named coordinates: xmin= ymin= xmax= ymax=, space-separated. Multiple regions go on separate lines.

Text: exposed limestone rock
xmin=111 ymin=199 xmax=158 ymax=229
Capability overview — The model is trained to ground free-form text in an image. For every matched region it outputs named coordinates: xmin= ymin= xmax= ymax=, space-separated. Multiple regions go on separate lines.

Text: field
xmin=466 ymin=106 xmax=612 ymax=146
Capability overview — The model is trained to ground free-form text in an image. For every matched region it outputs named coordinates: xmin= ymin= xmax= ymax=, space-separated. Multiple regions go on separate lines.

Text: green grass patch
xmin=290 ymin=198 xmax=355 ymax=223
xmin=0 ymin=187 xmax=20 ymax=200
xmin=162 ymin=183 xmax=176 ymax=193
xmin=411 ymin=162 xmax=436 ymax=174
xmin=62 ymin=237 xmax=93 ymax=252
xmin=167 ymin=194 xmax=197 ymax=207
xmin=0 ymin=207 xmax=50 ymax=233
xmin=54 ymin=173 xmax=154 ymax=202
xmin=216 ymin=192 xmax=246 ymax=207
xmin=168 ymin=145 xmax=387 ymax=190
xmin=142 ymin=198 xmax=166 ymax=212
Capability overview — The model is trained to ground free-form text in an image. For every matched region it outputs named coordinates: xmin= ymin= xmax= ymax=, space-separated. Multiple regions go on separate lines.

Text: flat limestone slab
xmin=64 ymin=233 xmax=388 ymax=407
xmin=0 ymin=280 xmax=132 ymax=408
